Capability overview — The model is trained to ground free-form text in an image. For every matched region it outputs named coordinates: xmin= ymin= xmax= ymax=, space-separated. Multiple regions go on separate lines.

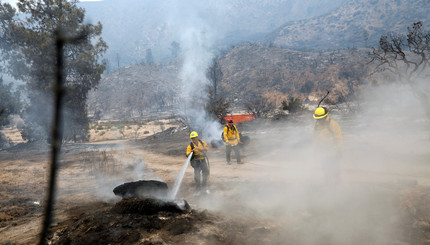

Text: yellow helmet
xmin=190 ymin=131 xmax=198 ymax=138
xmin=313 ymin=107 xmax=328 ymax=119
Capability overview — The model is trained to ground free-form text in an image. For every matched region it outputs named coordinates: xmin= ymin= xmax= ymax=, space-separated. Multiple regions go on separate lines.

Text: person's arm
xmin=186 ymin=144 xmax=193 ymax=157
xmin=223 ymin=127 xmax=229 ymax=143
xmin=235 ymin=126 xmax=240 ymax=142
xmin=201 ymin=140 xmax=209 ymax=152
xmin=196 ymin=141 xmax=209 ymax=153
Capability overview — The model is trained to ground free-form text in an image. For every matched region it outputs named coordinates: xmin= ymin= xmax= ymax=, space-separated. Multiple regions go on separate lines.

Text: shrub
xmin=282 ymin=97 xmax=304 ymax=113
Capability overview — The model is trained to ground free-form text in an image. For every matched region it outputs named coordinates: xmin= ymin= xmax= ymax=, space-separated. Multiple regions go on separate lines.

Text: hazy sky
xmin=3 ymin=0 xmax=102 ymax=6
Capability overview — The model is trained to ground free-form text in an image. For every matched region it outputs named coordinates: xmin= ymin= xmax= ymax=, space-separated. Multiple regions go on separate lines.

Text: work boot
xmin=226 ymin=161 xmax=231 ymax=165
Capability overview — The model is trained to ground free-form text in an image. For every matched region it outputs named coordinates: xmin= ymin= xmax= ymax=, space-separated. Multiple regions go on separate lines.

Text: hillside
xmin=79 ymin=0 xmax=345 ymax=65
xmin=87 ymin=61 xmax=181 ymax=119
xmin=266 ymin=0 xmax=430 ymax=49
xmin=217 ymin=45 xmax=370 ymax=105
xmin=88 ymin=45 xmax=371 ymax=119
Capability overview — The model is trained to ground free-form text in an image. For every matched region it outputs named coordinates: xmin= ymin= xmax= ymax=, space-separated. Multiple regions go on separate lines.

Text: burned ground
xmin=46 ymin=197 xmax=281 ymax=245
xmin=1 ymin=119 xmax=430 ymax=244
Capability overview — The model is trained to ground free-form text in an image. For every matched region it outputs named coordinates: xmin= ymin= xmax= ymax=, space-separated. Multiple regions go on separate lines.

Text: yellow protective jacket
xmin=223 ymin=125 xmax=240 ymax=146
xmin=313 ymin=116 xmax=343 ymax=153
xmin=186 ymin=140 xmax=208 ymax=160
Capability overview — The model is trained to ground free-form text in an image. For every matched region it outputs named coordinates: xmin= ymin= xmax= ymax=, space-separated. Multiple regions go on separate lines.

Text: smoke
xmin=346 ymin=82 xmax=429 ymax=171
xmin=192 ymin=81 xmax=430 ymax=244
xmin=55 ymin=144 xmax=155 ymax=203
xmin=168 ymin=1 xmax=222 ymax=141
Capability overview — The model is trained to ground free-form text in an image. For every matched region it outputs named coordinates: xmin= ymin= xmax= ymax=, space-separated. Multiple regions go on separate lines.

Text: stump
xmin=113 ymin=180 xmax=169 ymax=199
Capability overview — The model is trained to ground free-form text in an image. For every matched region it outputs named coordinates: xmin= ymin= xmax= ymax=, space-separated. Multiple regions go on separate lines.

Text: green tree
xmin=370 ymin=21 xmax=430 ymax=120
xmin=0 ymin=77 xmax=21 ymax=148
xmin=0 ymin=78 xmax=21 ymax=127
xmin=0 ymin=0 xmax=107 ymax=142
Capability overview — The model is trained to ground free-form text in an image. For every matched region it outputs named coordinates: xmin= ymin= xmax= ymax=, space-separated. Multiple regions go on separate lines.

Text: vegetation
xmin=0 ymin=78 xmax=21 ymax=148
xmin=145 ymin=48 xmax=154 ymax=64
xmin=370 ymin=21 xmax=430 ymax=119
xmin=282 ymin=97 xmax=304 ymax=113
xmin=205 ymin=87 xmax=231 ymax=123
xmin=217 ymin=45 xmax=369 ymax=106
xmin=0 ymin=0 xmax=107 ymax=142
xmin=206 ymin=58 xmax=230 ymax=122
xmin=0 ymin=78 xmax=21 ymax=128
xmin=244 ymin=94 xmax=275 ymax=119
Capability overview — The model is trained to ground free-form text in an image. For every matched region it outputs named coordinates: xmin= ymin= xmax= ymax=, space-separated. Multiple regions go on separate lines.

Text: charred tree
xmin=370 ymin=21 xmax=430 ymax=120
xmin=245 ymin=94 xmax=275 ymax=119
xmin=206 ymin=58 xmax=230 ymax=122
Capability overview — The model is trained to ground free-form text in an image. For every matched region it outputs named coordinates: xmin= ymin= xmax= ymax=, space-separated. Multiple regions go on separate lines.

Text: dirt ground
xmin=1 ymin=119 xmax=430 ymax=244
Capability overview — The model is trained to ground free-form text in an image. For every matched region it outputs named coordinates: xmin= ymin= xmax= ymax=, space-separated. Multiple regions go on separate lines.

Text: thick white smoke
xmin=191 ymin=80 xmax=430 ymax=244
xmin=168 ymin=1 xmax=223 ymax=141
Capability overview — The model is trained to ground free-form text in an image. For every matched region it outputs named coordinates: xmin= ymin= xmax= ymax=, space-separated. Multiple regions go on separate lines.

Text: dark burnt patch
xmin=47 ymin=198 xmax=202 ymax=245
xmin=111 ymin=197 xmax=190 ymax=215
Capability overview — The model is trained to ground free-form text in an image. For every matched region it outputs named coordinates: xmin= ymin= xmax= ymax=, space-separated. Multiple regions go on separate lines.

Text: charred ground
xmin=1 ymin=119 xmax=430 ymax=244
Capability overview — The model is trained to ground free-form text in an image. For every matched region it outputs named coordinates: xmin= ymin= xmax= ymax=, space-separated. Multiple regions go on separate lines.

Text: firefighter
xmin=223 ymin=118 xmax=242 ymax=164
xmin=186 ymin=131 xmax=210 ymax=189
xmin=313 ymin=107 xmax=343 ymax=184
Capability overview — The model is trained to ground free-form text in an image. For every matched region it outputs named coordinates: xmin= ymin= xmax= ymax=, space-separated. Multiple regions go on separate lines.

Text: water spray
xmin=169 ymin=151 xmax=194 ymax=199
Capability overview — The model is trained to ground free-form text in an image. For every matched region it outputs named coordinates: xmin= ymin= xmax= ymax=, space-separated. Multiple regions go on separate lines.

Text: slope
xmin=266 ymin=0 xmax=430 ymax=49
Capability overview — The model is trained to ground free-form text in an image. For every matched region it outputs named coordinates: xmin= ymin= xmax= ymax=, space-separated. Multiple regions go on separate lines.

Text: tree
xmin=170 ymin=41 xmax=181 ymax=58
xmin=363 ymin=29 xmax=369 ymax=48
xmin=0 ymin=77 xmax=21 ymax=147
xmin=206 ymin=58 xmax=230 ymax=122
xmin=205 ymin=87 xmax=230 ymax=122
xmin=244 ymin=94 xmax=275 ymax=119
xmin=207 ymin=58 xmax=223 ymax=99
xmin=145 ymin=48 xmax=154 ymax=64
xmin=0 ymin=0 xmax=107 ymax=142
xmin=370 ymin=21 xmax=430 ymax=120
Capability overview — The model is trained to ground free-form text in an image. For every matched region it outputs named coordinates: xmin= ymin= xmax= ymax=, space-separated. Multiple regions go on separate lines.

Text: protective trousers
xmin=226 ymin=144 xmax=241 ymax=163
xmin=320 ymin=154 xmax=341 ymax=185
xmin=191 ymin=159 xmax=209 ymax=187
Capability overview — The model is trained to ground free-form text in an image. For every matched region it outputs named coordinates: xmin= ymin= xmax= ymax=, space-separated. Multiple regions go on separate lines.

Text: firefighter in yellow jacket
xmin=186 ymin=131 xmax=209 ymax=189
xmin=223 ymin=118 xmax=242 ymax=164
xmin=313 ymin=107 xmax=343 ymax=184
